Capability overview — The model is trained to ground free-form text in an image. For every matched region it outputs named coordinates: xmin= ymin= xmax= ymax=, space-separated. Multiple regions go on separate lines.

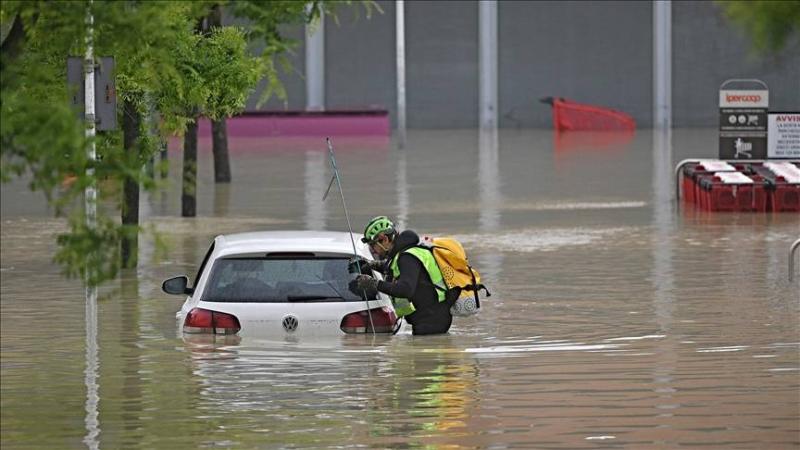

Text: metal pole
xmin=653 ymin=0 xmax=672 ymax=130
xmin=85 ymin=4 xmax=96 ymax=229
xmin=326 ymin=138 xmax=375 ymax=333
xmin=479 ymin=0 xmax=498 ymax=129
xmin=396 ymin=0 xmax=407 ymax=147
xmin=83 ymin=5 xmax=100 ymax=449
xmin=305 ymin=11 xmax=325 ymax=111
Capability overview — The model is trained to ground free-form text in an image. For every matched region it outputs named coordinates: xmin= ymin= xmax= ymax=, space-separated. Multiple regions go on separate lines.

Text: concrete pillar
xmin=305 ymin=14 xmax=325 ymax=111
xmin=395 ymin=151 xmax=409 ymax=230
xmin=304 ymin=151 xmax=328 ymax=230
xmin=479 ymin=0 xmax=498 ymax=129
xmin=653 ymin=0 xmax=672 ymax=129
xmin=396 ymin=0 xmax=407 ymax=147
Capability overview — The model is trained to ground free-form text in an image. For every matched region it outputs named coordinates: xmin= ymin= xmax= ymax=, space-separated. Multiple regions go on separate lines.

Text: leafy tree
xmin=204 ymin=1 xmax=380 ymax=185
xmin=717 ymin=0 xmax=800 ymax=53
xmin=157 ymin=22 xmax=261 ymax=217
xmin=95 ymin=1 xmax=212 ymax=268
xmin=174 ymin=0 xmax=379 ymax=217
xmin=1 ymin=1 xmax=212 ymax=282
xmin=0 ymin=0 xmax=376 ymax=286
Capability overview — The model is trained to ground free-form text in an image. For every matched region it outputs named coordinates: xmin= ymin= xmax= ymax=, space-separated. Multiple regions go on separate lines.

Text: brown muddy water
xmin=1 ymin=129 xmax=798 ymax=449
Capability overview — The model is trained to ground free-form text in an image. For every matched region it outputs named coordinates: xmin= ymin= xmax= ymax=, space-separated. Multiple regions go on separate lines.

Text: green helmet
xmin=361 ymin=216 xmax=395 ymax=243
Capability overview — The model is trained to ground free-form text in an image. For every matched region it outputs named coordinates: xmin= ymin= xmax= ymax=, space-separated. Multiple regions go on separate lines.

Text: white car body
xmin=170 ymin=231 xmax=400 ymax=337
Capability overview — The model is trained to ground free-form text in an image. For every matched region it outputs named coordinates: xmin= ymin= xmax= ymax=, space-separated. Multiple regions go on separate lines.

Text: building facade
xmin=246 ymin=1 xmax=800 ymax=129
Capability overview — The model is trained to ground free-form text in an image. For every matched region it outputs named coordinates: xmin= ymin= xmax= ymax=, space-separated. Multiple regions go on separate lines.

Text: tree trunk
xmin=121 ymin=99 xmax=141 ymax=268
xmin=211 ymin=118 xmax=231 ymax=183
xmin=182 ymin=119 xmax=198 ymax=217
xmin=0 ymin=13 xmax=37 ymax=79
xmin=159 ymin=140 xmax=168 ymax=179
xmin=207 ymin=5 xmax=232 ymax=183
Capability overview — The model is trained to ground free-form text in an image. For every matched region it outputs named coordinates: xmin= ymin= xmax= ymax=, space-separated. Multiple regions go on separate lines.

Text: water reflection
xmin=213 ymin=183 xmax=231 ymax=217
xmin=380 ymin=338 xmax=478 ymax=440
xmin=651 ymin=127 xmax=675 ymax=331
xmin=553 ymin=129 xmax=635 ymax=154
xmin=181 ymin=335 xmax=479 ymax=447
xmin=650 ymin=128 xmax=679 ymax=426
xmin=478 ymin=128 xmax=500 ymax=231
xmin=1 ymin=128 xmax=798 ymax=449
xmin=118 ymin=274 xmax=143 ymax=446
xmin=476 ymin=128 xmax=504 ymax=301
xmin=83 ymin=285 xmax=100 ymax=450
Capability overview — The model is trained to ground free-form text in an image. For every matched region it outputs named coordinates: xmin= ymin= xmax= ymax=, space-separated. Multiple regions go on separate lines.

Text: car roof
xmin=214 ymin=230 xmax=370 ymax=257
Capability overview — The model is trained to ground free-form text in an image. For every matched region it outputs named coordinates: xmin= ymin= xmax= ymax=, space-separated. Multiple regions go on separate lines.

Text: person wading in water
xmin=349 ymin=216 xmax=453 ymax=335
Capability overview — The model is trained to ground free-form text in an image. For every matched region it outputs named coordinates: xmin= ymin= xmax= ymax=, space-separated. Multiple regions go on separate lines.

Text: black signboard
xmin=67 ymin=56 xmax=117 ymax=131
xmin=718 ymin=81 xmax=769 ymax=159
xmin=719 ymin=107 xmax=768 ymax=159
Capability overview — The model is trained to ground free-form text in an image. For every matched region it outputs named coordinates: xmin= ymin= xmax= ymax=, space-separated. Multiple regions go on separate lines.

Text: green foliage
xmin=717 ymin=0 xmax=800 ymax=53
xmin=202 ymin=27 xmax=263 ymax=119
xmin=54 ymin=214 xmax=127 ymax=286
xmin=157 ymin=25 xmax=261 ymax=129
xmin=0 ymin=1 xmax=203 ymax=284
xmin=1 ymin=0 xmax=375 ymax=286
xmin=2 ymin=1 xmax=93 ymax=214
xmin=227 ymin=1 xmax=320 ymax=104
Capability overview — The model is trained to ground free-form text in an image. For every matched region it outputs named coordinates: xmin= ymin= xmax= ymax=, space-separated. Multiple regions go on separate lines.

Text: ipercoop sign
xmin=719 ymin=89 xmax=768 ymax=159
xmin=768 ymin=113 xmax=800 ymax=159
xmin=719 ymin=90 xmax=769 ymax=108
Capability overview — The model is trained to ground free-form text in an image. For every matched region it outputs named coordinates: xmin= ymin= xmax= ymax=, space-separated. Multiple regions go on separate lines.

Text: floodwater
xmin=1 ymin=128 xmax=798 ymax=449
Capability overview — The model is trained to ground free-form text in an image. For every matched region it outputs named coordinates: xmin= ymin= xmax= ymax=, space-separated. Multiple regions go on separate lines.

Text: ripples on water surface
xmin=1 ymin=129 xmax=798 ymax=449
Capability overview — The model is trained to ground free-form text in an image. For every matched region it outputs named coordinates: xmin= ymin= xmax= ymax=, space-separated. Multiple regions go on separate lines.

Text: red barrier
xmin=543 ymin=97 xmax=635 ymax=132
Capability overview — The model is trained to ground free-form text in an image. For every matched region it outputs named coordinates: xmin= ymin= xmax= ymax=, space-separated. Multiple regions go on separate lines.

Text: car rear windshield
xmin=201 ymin=257 xmax=377 ymax=303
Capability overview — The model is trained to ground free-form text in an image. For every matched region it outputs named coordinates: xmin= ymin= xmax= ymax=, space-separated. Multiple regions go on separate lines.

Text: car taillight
xmin=184 ymin=308 xmax=241 ymax=335
xmin=341 ymin=307 xmax=398 ymax=334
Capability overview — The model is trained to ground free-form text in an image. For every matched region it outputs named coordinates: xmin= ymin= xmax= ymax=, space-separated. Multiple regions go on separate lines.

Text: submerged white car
xmin=162 ymin=231 xmax=399 ymax=337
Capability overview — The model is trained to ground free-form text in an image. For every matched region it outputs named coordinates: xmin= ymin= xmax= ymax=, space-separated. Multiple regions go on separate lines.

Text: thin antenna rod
xmin=326 ymin=138 xmax=375 ymax=334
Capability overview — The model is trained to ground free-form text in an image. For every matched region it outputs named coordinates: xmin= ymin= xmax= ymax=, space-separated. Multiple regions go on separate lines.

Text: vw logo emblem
xmin=282 ymin=315 xmax=299 ymax=332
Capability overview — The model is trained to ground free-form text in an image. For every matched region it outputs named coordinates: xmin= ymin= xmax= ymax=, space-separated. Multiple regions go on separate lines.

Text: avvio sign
xmin=719 ymin=83 xmax=768 ymax=159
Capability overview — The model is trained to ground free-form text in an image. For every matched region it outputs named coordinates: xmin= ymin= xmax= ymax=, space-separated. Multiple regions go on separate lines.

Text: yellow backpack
xmin=419 ymin=236 xmax=491 ymax=314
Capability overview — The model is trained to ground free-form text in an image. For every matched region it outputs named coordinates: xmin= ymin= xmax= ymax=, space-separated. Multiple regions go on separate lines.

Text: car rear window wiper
xmin=286 ymin=295 xmax=344 ymax=302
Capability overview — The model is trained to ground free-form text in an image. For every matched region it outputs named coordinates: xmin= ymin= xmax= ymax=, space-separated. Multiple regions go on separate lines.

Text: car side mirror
xmin=162 ymin=276 xmax=194 ymax=295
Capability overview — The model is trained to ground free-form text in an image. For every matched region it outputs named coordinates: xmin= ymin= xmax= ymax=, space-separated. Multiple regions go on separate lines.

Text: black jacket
xmin=376 ymin=230 xmax=452 ymax=335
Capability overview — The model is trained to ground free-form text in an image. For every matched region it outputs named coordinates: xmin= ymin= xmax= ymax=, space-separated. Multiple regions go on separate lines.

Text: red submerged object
xmin=679 ymin=160 xmax=800 ymax=213
xmin=696 ymin=172 xmax=767 ymax=212
xmin=541 ymin=97 xmax=636 ymax=131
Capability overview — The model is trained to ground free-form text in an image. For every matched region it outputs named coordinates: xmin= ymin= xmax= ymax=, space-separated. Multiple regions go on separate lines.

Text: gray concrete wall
xmin=244 ymin=25 xmax=307 ymax=111
xmin=406 ymin=1 xmax=479 ymax=128
xmin=499 ymin=1 xmax=653 ymax=128
xmin=326 ymin=0 xmax=397 ymax=115
xmin=672 ymin=1 xmax=800 ymax=127
xmin=243 ymin=1 xmax=800 ymax=129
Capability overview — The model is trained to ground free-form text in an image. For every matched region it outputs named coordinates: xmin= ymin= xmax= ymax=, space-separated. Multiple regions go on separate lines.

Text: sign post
xmin=718 ymin=79 xmax=768 ymax=159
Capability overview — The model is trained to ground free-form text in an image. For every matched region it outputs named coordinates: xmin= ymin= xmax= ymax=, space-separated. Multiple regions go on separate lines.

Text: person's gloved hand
xmin=348 ymin=257 xmax=385 ymax=274
xmin=348 ymin=274 xmax=379 ymax=296
xmin=347 ymin=257 xmax=369 ymax=274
